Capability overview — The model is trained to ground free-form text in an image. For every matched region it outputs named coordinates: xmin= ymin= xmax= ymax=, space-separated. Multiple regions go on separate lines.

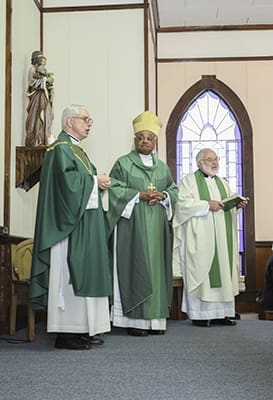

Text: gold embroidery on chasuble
xmin=47 ymin=141 xmax=93 ymax=175
xmin=71 ymin=145 xmax=93 ymax=175
xmin=47 ymin=141 xmax=69 ymax=151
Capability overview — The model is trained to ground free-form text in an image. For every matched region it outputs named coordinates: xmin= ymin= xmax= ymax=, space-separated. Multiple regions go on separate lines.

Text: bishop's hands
xmin=140 ymin=189 xmax=166 ymax=205
xmin=97 ymin=173 xmax=111 ymax=190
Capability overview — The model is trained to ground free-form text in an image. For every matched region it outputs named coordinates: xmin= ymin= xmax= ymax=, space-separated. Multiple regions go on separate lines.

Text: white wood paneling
xmin=158 ymin=30 xmax=273 ymax=59
xmin=43 ymin=9 xmax=145 ymax=174
xmin=157 ymin=0 xmax=273 ymax=27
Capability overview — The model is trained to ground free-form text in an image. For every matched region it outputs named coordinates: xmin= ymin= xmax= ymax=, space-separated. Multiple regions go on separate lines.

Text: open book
xmin=222 ymin=194 xmax=247 ymax=211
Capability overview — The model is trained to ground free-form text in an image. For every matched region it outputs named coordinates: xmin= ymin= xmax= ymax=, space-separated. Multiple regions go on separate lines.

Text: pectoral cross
xmin=147 ymin=182 xmax=156 ymax=191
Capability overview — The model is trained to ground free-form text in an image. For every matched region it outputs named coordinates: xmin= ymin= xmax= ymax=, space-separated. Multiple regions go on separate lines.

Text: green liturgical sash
xmin=194 ymin=170 xmax=233 ymax=288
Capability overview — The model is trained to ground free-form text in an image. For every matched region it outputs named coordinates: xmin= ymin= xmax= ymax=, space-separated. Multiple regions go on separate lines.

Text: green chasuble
xmin=29 ymin=131 xmax=111 ymax=310
xmin=107 ymin=150 xmax=179 ymax=319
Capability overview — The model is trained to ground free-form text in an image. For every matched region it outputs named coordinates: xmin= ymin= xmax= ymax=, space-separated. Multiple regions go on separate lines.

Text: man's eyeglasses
xmin=202 ymin=157 xmax=220 ymax=162
xmin=72 ymin=116 xmax=93 ymax=124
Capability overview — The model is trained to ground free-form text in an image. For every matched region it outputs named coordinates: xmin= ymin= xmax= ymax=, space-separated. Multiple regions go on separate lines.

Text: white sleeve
xmin=160 ymin=192 xmax=173 ymax=221
xmin=86 ymin=176 xmax=98 ymax=209
xmin=121 ymin=193 xmax=140 ymax=219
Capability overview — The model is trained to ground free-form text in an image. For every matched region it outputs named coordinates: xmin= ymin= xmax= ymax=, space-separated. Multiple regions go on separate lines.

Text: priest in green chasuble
xmin=29 ymin=105 xmax=112 ymax=350
xmin=107 ymin=111 xmax=179 ymax=336
xmin=173 ymin=148 xmax=249 ymax=327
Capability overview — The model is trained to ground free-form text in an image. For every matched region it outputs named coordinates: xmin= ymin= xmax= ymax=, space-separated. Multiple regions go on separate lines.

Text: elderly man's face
xmin=69 ymin=111 xmax=93 ymax=141
xmin=198 ymin=149 xmax=219 ymax=176
xmin=134 ymin=131 xmax=157 ymax=155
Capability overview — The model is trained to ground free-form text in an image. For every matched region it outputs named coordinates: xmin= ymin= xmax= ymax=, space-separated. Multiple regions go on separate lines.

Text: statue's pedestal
xmin=16 ymin=146 xmax=47 ymax=191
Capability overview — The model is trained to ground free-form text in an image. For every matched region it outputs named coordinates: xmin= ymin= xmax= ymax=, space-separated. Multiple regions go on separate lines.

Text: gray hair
xmin=61 ymin=104 xmax=88 ymax=129
xmin=196 ymin=148 xmax=215 ymax=163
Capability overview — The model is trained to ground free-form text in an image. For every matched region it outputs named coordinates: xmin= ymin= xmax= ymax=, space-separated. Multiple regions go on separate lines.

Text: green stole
xmin=49 ymin=137 xmax=94 ymax=175
xmin=194 ymin=169 xmax=233 ymax=287
xmin=70 ymin=144 xmax=94 ymax=175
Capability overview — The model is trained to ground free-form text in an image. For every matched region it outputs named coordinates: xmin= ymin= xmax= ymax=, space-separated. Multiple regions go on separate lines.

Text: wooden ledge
xmin=16 ymin=146 xmax=47 ymax=191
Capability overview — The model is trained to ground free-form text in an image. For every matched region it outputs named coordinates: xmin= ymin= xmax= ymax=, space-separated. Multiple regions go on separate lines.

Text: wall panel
xmin=43 ymin=9 xmax=145 ymax=177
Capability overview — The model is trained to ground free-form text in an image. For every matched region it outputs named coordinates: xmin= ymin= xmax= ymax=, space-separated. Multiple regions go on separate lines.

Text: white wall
xmin=43 ymin=9 xmax=144 ymax=174
xmin=158 ymin=30 xmax=273 ymax=58
xmin=9 ymin=4 xmax=145 ymax=237
xmin=148 ymin=9 xmax=156 ymax=113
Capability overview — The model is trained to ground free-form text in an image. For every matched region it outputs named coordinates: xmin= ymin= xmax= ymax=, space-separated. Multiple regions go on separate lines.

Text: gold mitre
xmin=132 ymin=110 xmax=162 ymax=136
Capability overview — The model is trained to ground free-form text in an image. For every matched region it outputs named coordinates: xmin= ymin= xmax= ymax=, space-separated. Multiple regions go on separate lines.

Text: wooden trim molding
xmin=33 ymin=0 xmax=41 ymax=11
xmin=4 ymin=0 xmax=12 ymax=231
xmin=256 ymin=241 xmax=273 ymax=248
xmin=150 ymin=0 xmax=159 ymax=31
xmin=40 ymin=3 xmax=146 ymax=13
xmin=157 ymin=56 xmax=273 ymax=63
xmin=40 ymin=0 xmax=43 ymax=51
xmin=144 ymin=1 xmax=149 ymax=109
xmin=158 ymin=24 xmax=273 ymax=33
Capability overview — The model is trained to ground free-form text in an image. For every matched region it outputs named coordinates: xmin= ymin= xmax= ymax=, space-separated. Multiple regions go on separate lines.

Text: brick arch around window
xmin=166 ymin=75 xmax=256 ymax=294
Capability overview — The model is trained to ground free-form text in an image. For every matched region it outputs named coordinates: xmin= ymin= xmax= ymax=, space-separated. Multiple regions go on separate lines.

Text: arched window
xmin=166 ymin=75 xmax=256 ymax=293
xmin=177 ymin=89 xmax=245 ymax=271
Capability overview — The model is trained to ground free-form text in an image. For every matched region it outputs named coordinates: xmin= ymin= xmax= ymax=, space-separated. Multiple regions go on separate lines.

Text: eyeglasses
xmin=202 ymin=157 xmax=220 ymax=162
xmin=72 ymin=116 xmax=93 ymax=124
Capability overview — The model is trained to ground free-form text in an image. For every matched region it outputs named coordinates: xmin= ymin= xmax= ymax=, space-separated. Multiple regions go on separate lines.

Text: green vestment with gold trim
xmin=29 ymin=131 xmax=111 ymax=310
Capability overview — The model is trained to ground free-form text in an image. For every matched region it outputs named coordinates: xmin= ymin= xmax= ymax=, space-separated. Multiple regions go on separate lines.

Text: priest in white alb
xmin=173 ymin=148 xmax=249 ymax=327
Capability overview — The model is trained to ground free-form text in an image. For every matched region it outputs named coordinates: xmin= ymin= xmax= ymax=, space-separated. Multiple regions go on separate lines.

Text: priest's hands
xmin=237 ymin=196 xmax=249 ymax=209
xmin=208 ymin=200 xmax=224 ymax=212
xmin=97 ymin=173 xmax=111 ymax=190
xmin=209 ymin=197 xmax=250 ymax=212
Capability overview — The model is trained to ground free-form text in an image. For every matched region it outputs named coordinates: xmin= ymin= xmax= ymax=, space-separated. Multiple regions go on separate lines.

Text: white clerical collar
xmin=67 ymin=133 xmax=81 ymax=145
xmin=139 ymin=153 xmax=153 ymax=166
xmin=200 ymin=170 xmax=216 ymax=179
